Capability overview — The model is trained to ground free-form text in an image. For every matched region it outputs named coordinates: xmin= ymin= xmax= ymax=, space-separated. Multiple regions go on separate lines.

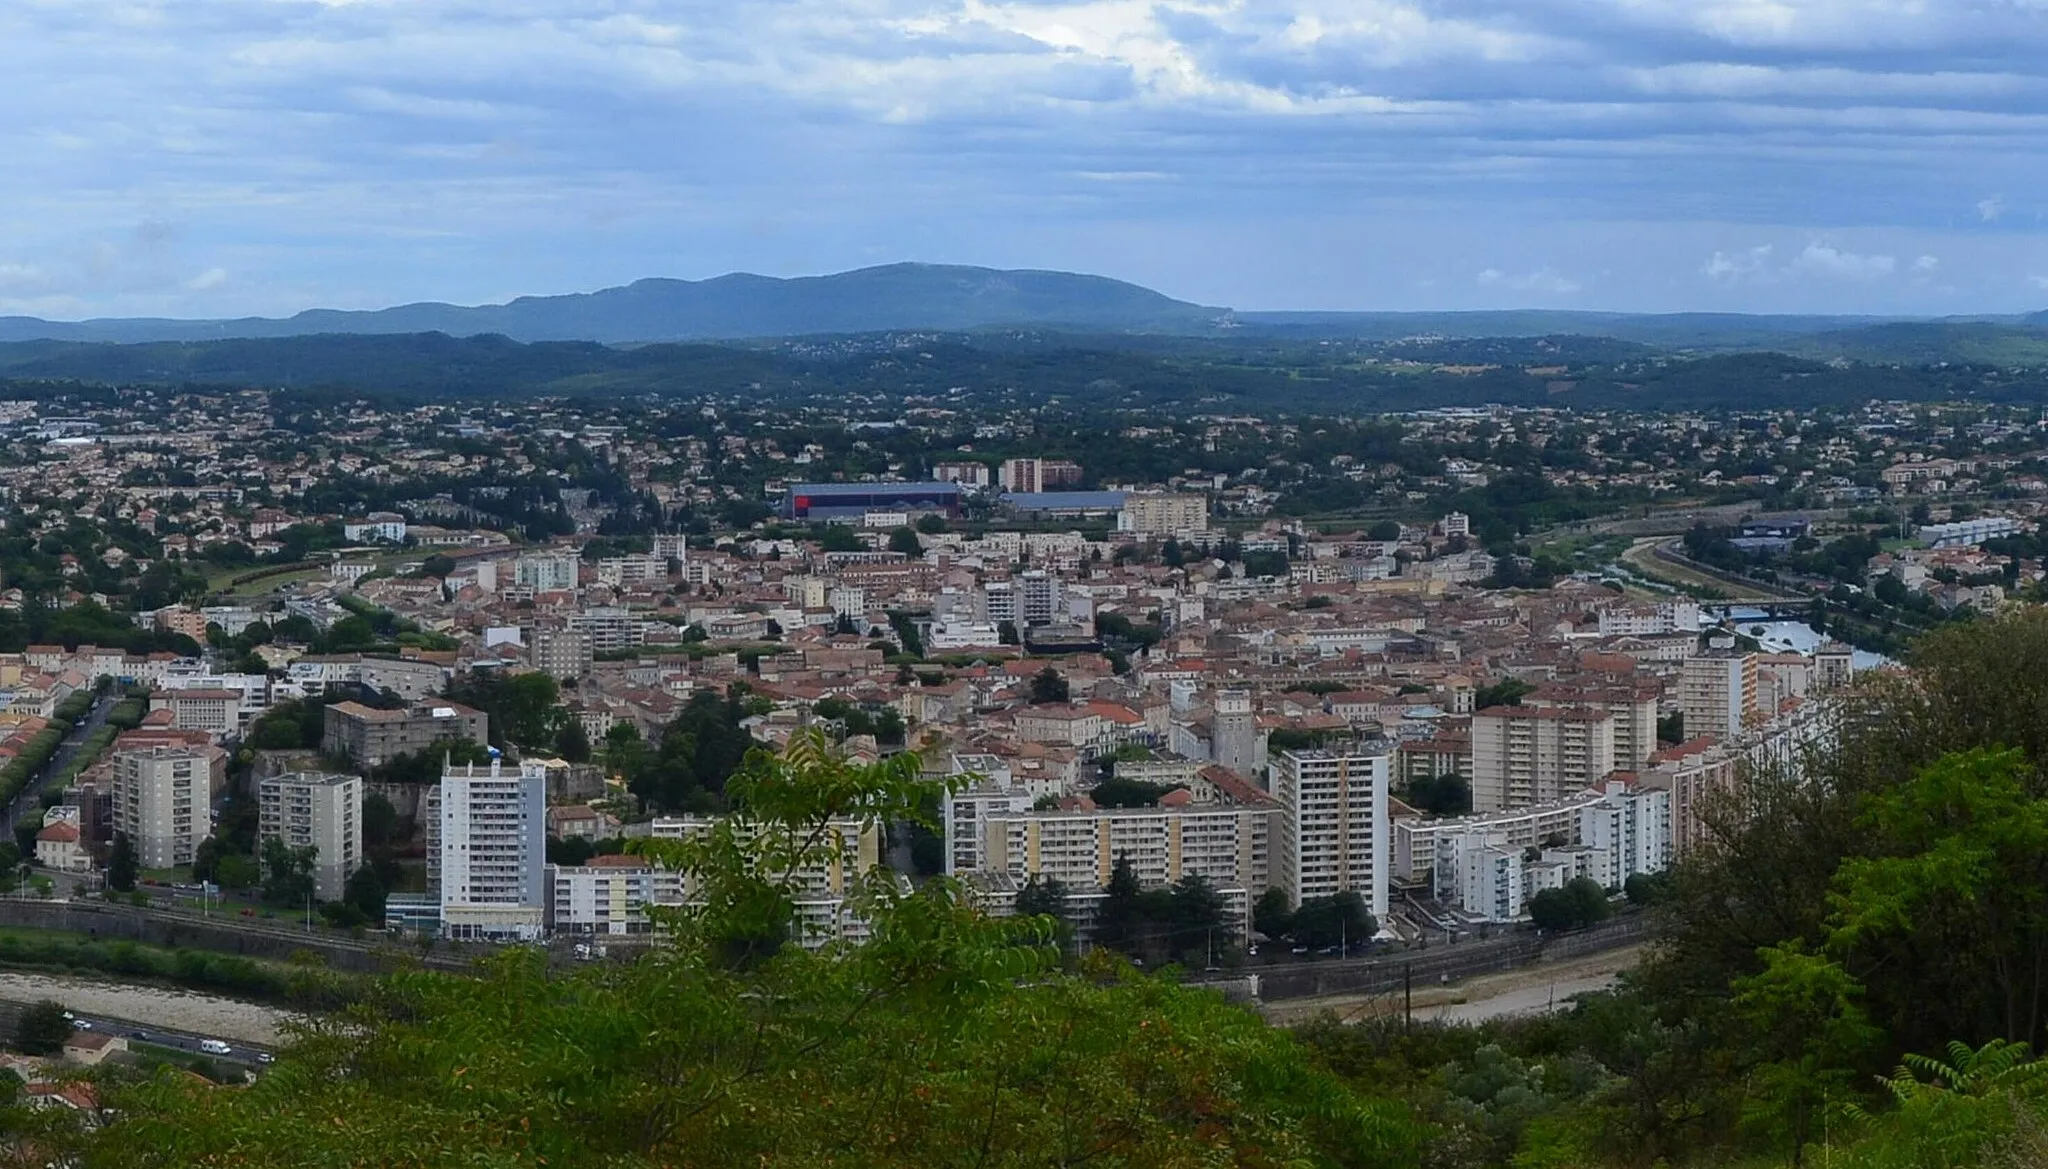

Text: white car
xmin=73 ymin=1020 xmax=93 ymax=1030
xmin=198 ymin=1039 xmax=231 ymax=1056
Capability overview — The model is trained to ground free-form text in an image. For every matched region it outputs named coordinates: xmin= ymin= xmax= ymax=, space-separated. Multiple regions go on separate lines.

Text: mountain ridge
xmin=0 ymin=263 xmax=1229 ymax=345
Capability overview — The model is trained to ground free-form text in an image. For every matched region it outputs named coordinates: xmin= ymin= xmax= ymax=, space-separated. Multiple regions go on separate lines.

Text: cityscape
xmin=8 ymin=1 xmax=2048 ymax=1166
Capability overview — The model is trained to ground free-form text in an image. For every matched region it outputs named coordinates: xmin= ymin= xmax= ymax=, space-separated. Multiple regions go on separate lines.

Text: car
xmin=74 ymin=1019 xmax=93 ymax=1030
xmin=198 ymin=1039 xmax=231 ymax=1056
xmin=256 ymin=1053 xmax=274 ymax=1064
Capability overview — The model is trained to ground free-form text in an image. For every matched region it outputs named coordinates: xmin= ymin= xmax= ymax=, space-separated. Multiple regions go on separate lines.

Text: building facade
xmin=432 ymin=760 xmax=548 ymax=941
xmin=324 ymin=700 xmax=489 ymax=767
xmin=1272 ymin=746 xmax=1391 ymax=922
xmin=258 ymin=771 xmax=364 ymax=901
xmin=1470 ymin=705 xmax=1617 ymax=812
xmin=111 ymin=744 xmax=223 ymax=869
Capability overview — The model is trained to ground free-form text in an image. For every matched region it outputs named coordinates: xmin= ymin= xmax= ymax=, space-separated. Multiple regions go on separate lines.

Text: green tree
xmin=1292 ymin=892 xmax=1374 ymax=950
xmin=1029 ymin=666 xmax=1069 ymax=705
xmin=420 ymin=554 xmax=457 ymax=579
xmin=1253 ymin=888 xmax=1294 ymax=941
xmin=108 ymin=832 xmax=138 ymax=892
xmin=1474 ymin=676 xmax=1535 ymax=710
xmin=342 ymin=864 xmax=387 ymax=926
xmin=887 ymin=527 xmax=923 ymax=556
xmin=361 ymin=792 xmax=400 ymax=850
xmin=214 ymin=852 xmax=262 ymax=891
xmin=556 ymin=717 xmax=593 ymax=763
xmin=14 ymin=999 xmax=72 ymax=1056
xmin=913 ymin=513 xmax=949 ymax=535
xmin=1094 ymin=855 xmax=1147 ymax=956
xmin=1013 ymin=875 xmax=1069 ymax=928
xmin=1730 ymin=943 xmax=1882 ymax=1166
xmin=260 ymin=837 xmax=317 ymax=909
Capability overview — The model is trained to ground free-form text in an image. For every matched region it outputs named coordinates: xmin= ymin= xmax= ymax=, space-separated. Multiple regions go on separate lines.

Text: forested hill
xmin=0 ymin=263 xmax=1226 ymax=344
xmin=4 ymin=330 xmax=2048 ymax=412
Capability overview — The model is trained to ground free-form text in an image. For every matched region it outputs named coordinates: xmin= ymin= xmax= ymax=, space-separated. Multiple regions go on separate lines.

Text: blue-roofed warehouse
xmin=782 ymin=482 xmax=964 ymax=521
xmin=998 ymin=491 xmax=1128 ymax=520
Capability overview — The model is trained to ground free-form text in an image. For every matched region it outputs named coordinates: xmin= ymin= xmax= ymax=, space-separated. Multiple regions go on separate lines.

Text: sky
xmin=6 ymin=0 xmax=2048 ymax=319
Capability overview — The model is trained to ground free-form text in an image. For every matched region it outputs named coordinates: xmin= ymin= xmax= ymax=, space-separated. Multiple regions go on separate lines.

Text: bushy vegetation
xmin=0 ymin=930 xmax=361 ymax=1011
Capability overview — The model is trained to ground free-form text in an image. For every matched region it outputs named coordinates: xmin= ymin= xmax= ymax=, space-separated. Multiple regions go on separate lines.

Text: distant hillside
xmin=0 ymin=264 xmax=1226 ymax=345
xmin=9 ymin=329 xmax=2048 ymax=412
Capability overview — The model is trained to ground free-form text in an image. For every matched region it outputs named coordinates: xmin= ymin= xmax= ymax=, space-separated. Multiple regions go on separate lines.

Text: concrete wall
xmin=0 ymin=899 xmax=477 ymax=975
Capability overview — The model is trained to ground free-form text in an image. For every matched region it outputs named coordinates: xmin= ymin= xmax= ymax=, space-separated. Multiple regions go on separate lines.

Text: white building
xmin=1272 ymin=746 xmax=1391 ymax=922
xmin=1918 ymin=515 xmax=2023 ymax=549
xmin=979 ymin=803 xmax=1278 ymax=894
xmin=431 ymin=760 xmax=548 ymax=941
xmin=342 ymin=512 xmax=408 ymax=543
xmin=1579 ymin=781 xmax=1671 ymax=889
xmin=514 ymin=552 xmax=580 ymax=594
xmin=1595 ymin=599 xmax=1701 ymax=637
xmin=258 ymin=771 xmax=364 ymax=901
xmin=547 ymin=855 xmax=674 ymax=936
xmin=112 ymin=744 xmax=220 ymax=869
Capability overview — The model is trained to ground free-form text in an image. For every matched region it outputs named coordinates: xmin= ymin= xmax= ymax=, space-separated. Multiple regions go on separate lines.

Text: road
xmin=3 ymin=691 xmax=117 ymax=837
xmin=69 ymin=1014 xmax=273 ymax=1067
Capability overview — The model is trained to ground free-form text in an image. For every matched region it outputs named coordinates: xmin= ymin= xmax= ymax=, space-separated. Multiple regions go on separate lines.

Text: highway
xmin=66 ymin=1012 xmax=273 ymax=1068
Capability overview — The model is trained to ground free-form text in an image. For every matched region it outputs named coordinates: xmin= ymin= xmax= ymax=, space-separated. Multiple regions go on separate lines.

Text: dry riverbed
xmin=0 ymin=970 xmax=298 ymax=1045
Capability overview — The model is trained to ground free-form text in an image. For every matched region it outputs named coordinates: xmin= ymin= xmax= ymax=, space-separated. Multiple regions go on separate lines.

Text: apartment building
xmin=513 ymin=552 xmax=580 ymax=593
xmin=1271 ymin=746 xmax=1391 ymax=921
xmin=1579 ymin=781 xmax=1671 ymax=889
xmin=1391 ymin=795 xmax=1599 ymax=885
xmin=431 ymin=760 xmax=548 ymax=941
xmin=258 ymin=771 xmax=363 ymax=901
xmin=111 ymin=743 xmax=225 ymax=869
xmin=567 ymin=606 xmax=644 ymax=653
xmin=324 ymin=700 xmax=489 ymax=767
xmin=1118 ymin=492 xmax=1209 ymax=536
xmin=1678 ymin=651 xmax=1759 ymax=742
xmin=547 ymin=854 xmax=676 ymax=936
xmin=1526 ymin=680 xmax=1661 ymax=769
xmin=530 ymin=628 xmax=594 ymax=680
xmin=645 ymin=816 xmax=883 ymax=946
xmin=980 ymin=803 xmax=1278 ymax=893
xmin=1470 ymin=705 xmax=1617 ymax=812
xmin=942 ymin=782 xmax=1039 ymax=875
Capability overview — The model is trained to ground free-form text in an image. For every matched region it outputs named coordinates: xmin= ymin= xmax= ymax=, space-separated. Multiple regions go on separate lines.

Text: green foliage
xmin=13 ymin=999 xmax=72 ymax=1056
xmin=0 ymin=930 xmax=360 ymax=1009
xmin=261 ymin=837 xmax=317 ymax=908
xmin=626 ymin=685 xmax=760 ymax=813
xmin=1473 ymin=677 xmax=1535 ymax=711
xmin=886 ymin=526 xmax=922 ymax=556
xmin=1029 ymin=665 xmax=1069 ymax=705
xmin=1291 ymin=892 xmax=1376 ymax=950
xmin=1094 ymin=858 xmax=1232 ymax=967
xmin=447 ymin=670 xmax=565 ymax=750
xmin=1527 ymin=878 xmax=1610 ymax=932
xmin=107 ymin=832 xmax=138 ymax=892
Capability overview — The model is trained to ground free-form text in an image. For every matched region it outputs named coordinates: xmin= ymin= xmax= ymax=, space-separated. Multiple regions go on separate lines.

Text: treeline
xmin=10 ymin=330 xmax=2048 ymax=412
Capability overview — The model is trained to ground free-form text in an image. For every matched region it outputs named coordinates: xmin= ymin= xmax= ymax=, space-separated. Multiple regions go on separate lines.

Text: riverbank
xmin=1260 ymin=945 xmax=1641 ymax=1027
xmin=0 ymin=969 xmax=297 ymax=1046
